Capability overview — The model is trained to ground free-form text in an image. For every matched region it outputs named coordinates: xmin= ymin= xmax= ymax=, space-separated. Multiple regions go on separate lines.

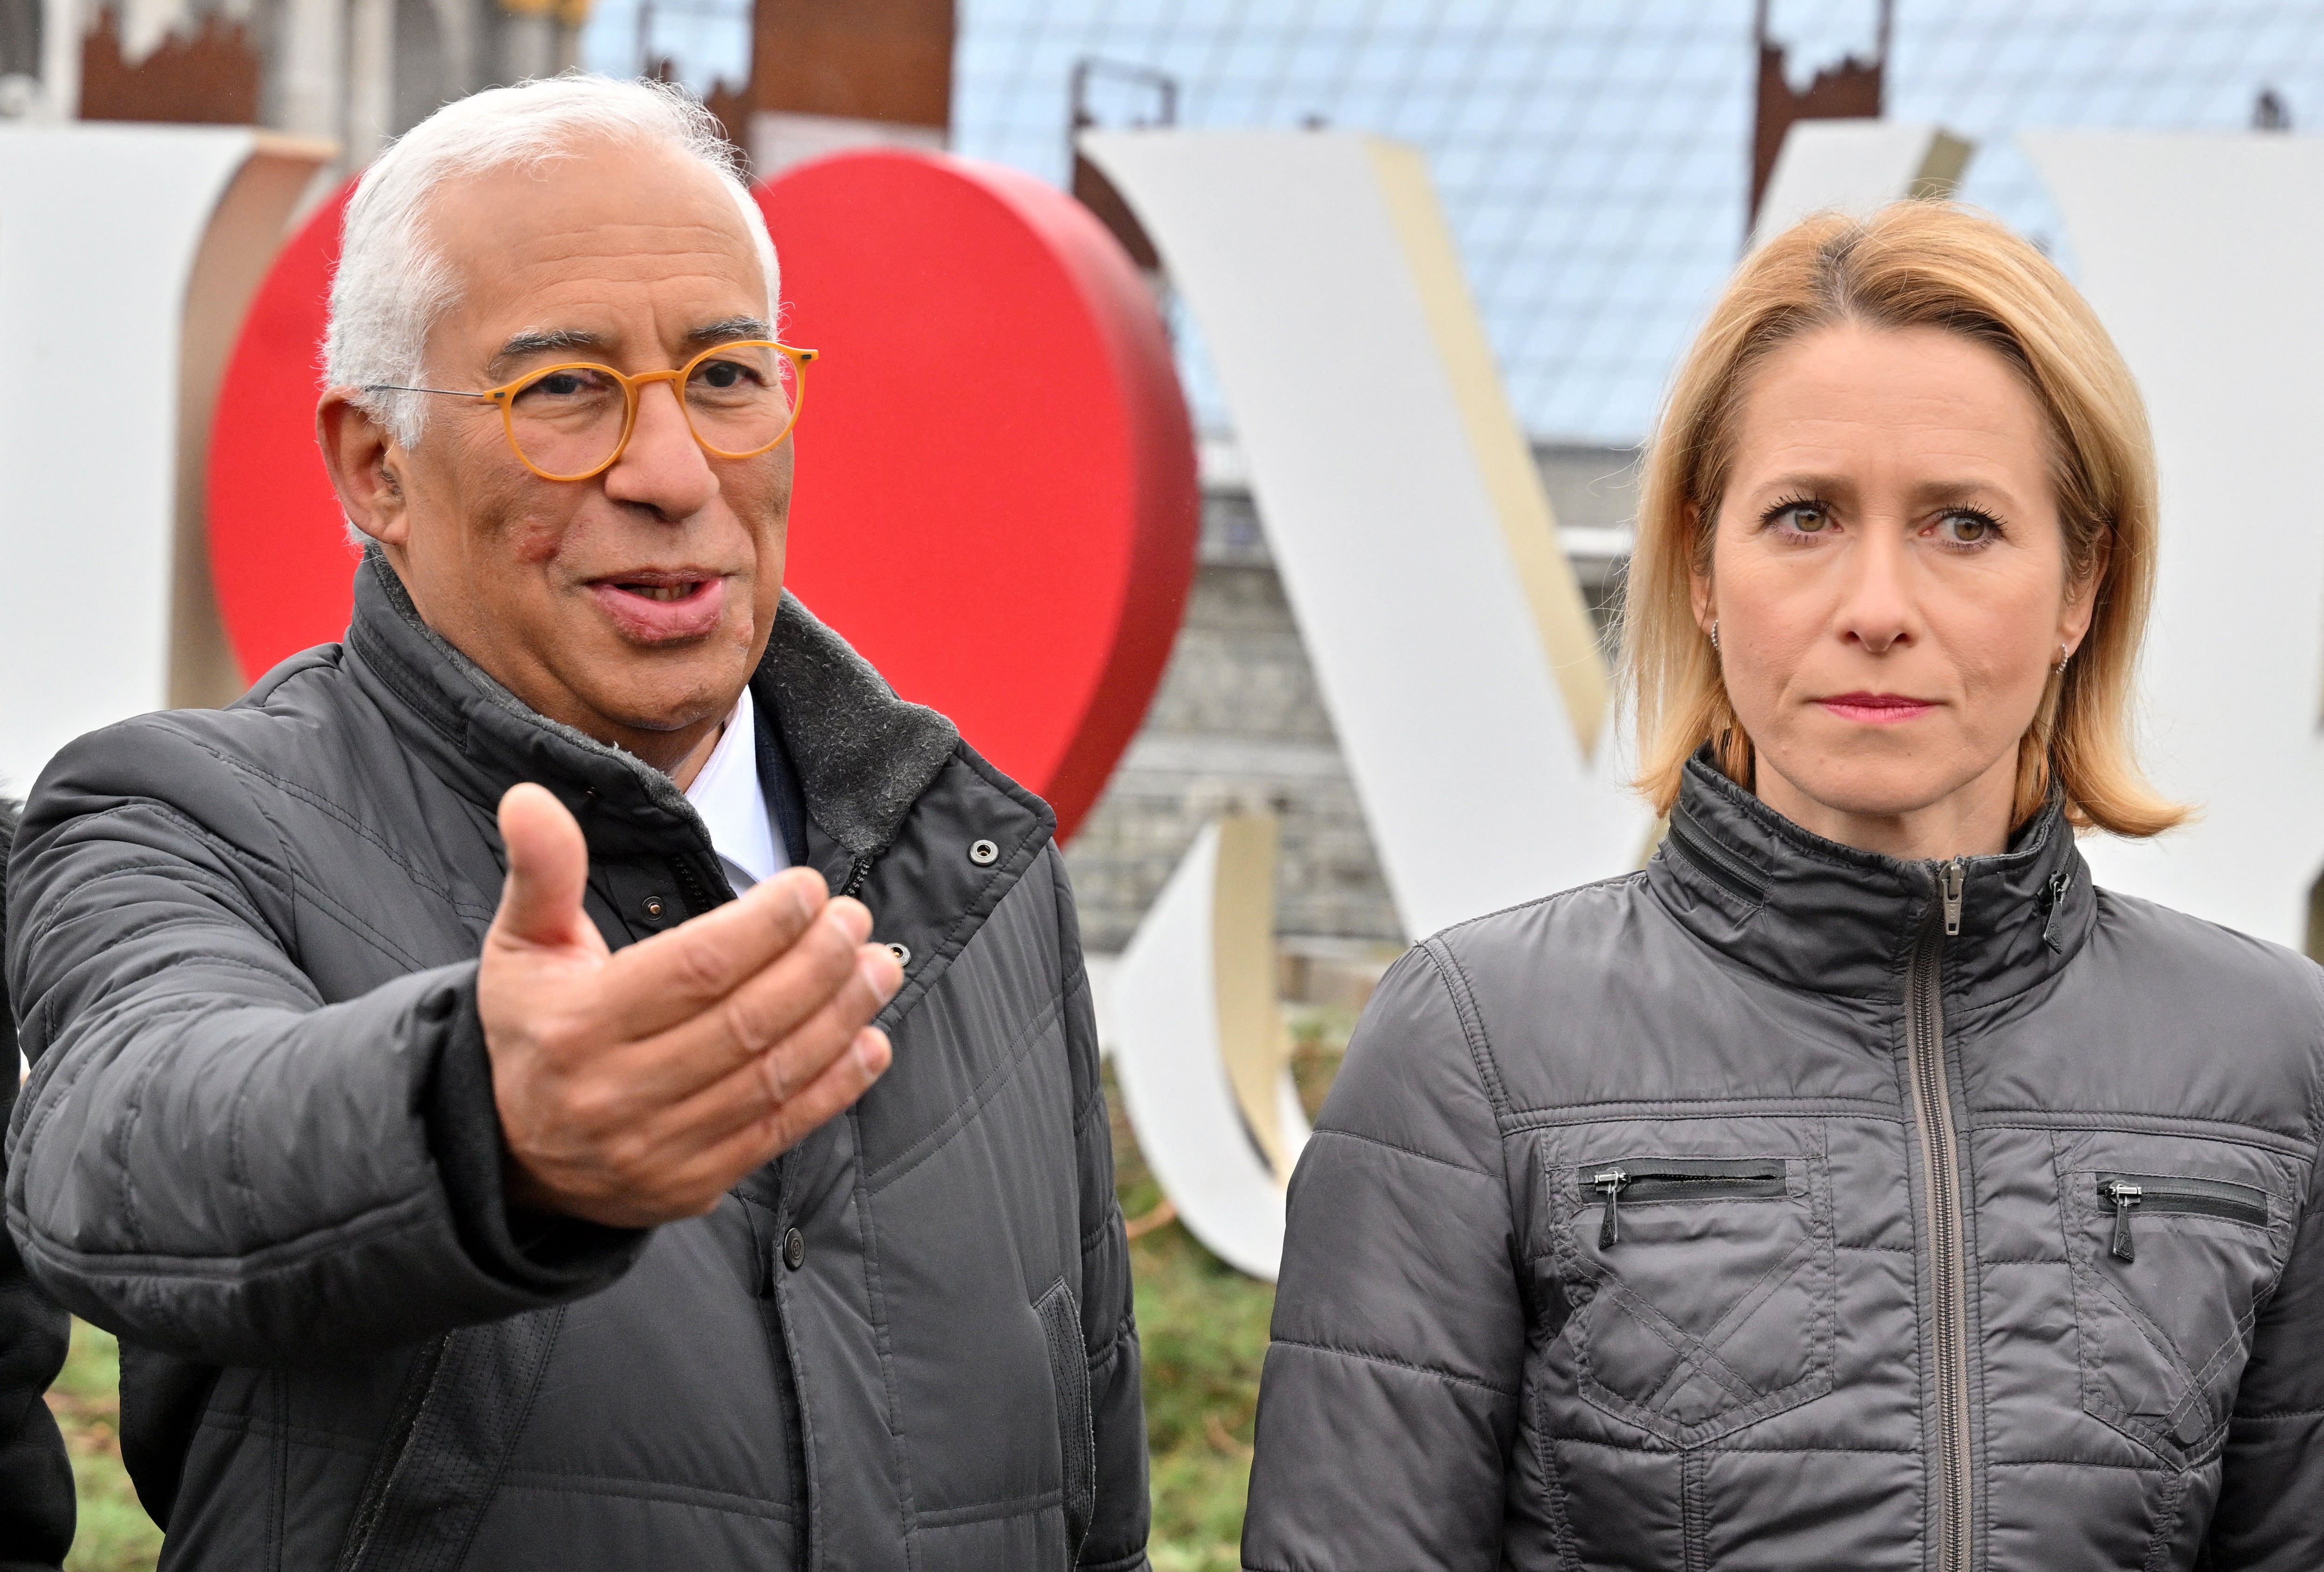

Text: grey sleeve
xmin=2203 ymin=990 xmax=2324 ymax=1569
xmin=1241 ymin=940 xmax=1524 ymax=1572
xmin=4 ymin=728 xmax=642 ymax=1368
xmin=0 ymin=793 xmax=73 ymax=1571
xmin=1053 ymin=850 xmax=1149 ymax=1572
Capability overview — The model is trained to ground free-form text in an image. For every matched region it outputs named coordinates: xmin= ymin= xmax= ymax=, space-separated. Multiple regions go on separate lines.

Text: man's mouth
xmin=588 ymin=572 xmax=729 ymax=642
xmin=619 ymin=581 xmax=701 ymax=603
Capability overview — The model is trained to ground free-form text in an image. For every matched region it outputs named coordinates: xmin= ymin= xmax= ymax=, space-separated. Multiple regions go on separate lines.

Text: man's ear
xmin=317 ymin=391 xmax=409 ymax=548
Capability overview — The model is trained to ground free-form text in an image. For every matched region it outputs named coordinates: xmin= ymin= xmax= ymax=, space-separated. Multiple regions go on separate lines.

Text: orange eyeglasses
xmin=367 ymin=339 xmax=817 ymax=482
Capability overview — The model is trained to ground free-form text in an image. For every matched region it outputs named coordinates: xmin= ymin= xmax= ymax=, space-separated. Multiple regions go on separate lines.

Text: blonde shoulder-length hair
xmin=1626 ymin=200 xmax=2186 ymax=839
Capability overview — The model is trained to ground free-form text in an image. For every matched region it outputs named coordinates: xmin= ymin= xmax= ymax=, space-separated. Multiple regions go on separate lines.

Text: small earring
xmin=1710 ymin=620 xmax=1720 ymax=652
xmin=2054 ymin=642 xmax=2071 ymax=676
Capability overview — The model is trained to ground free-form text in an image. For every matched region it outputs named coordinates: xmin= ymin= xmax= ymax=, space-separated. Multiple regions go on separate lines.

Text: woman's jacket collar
xmin=1646 ymin=746 xmax=2094 ymax=1006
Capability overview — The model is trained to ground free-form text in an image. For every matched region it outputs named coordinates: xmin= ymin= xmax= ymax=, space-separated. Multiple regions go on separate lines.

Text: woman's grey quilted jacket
xmin=4 ymin=552 xmax=1148 ymax=1572
xmin=1243 ymin=753 xmax=2324 ymax=1571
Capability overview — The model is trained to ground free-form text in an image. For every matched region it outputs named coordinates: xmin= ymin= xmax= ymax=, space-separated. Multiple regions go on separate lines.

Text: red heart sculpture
xmin=206 ymin=151 xmax=1197 ymax=842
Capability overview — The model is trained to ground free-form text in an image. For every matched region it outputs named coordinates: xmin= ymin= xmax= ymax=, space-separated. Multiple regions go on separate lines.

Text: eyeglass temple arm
xmin=360 ymin=384 xmax=494 ymax=398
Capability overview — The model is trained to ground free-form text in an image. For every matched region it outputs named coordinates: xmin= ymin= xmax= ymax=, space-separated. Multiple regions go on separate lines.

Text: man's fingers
xmin=491 ymin=783 xmax=596 ymax=951
xmin=645 ymin=1027 xmax=894 ymax=1215
xmin=592 ymin=868 xmax=838 ymax=1042
xmin=613 ymin=930 xmax=897 ymax=1111
xmin=720 ymin=932 xmax=900 ymax=1085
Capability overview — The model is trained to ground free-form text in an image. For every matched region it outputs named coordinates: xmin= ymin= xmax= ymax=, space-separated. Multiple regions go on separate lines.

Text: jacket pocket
xmin=2058 ymin=1133 xmax=2294 ymax=1465
xmin=1558 ymin=1144 xmax=1836 ymax=1445
xmin=1034 ymin=1277 xmax=1095 ymax=1565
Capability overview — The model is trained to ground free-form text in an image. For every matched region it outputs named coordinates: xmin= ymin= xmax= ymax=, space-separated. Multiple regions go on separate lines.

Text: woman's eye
xmin=1775 ymin=503 xmax=1831 ymax=534
xmin=1936 ymin=512 xmax=1998 ymax=545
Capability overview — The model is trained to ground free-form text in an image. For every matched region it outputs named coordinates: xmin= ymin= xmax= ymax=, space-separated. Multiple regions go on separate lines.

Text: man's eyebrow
xmin=685 ymin=316 xmax=774 ymax=347
xmin=490 ymin=327 xmax=611 ymax=372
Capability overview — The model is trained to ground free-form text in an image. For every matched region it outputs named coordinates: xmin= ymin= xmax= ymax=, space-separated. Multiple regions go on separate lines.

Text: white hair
xmin=324 ymin=73 xmax=780 ymax=449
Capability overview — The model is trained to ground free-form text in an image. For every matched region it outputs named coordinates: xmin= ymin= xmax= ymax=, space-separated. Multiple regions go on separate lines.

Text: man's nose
xmin=602 ymin=379 xmax=718 ymax=518
xmin=1834 ymin=524 xmax=1916 ymax=654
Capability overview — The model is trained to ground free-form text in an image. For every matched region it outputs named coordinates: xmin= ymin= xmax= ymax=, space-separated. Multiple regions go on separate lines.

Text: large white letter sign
xmin=2022 ymin=131 xmax=2324 ymax=948
xmin=1749 ymin=119 xmax=1972 ymax=249
xmin=1082 ymin=130 xmax=1650 ymax=1276
xmin=1083 ymin=129 xmax=1643 ymax=935
xmin=1109 ymin=816 xmax=1309 ymax=1279
xmin=0 ymin=126 xmax=331 ymax=795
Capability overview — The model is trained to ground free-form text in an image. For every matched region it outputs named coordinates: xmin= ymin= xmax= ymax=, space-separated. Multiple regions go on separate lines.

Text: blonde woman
xmin=1239 ymin=204 xmax=2324 ymax=1571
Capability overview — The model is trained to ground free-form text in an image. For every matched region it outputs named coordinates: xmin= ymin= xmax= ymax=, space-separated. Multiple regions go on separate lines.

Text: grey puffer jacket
xmin=5 ymin=551 xmax=1147 ymax=1572
xmin=1243 ymin=752 xmax=2324 ymax=1572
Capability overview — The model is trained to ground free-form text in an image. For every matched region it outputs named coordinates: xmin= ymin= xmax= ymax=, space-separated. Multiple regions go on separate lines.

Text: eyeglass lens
xmin=505 ymin=343 xmax=801 ymax=479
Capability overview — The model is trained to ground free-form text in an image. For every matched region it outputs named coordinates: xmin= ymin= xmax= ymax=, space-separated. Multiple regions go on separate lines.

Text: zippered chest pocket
xmin=1553 ymin=1149 xmax=1835 ymax=1445
xmin=2096 ymin=1173 xmax=2268 ymax=1263
xmin=2060 ymin=1139 xmax=2293 ymax=1464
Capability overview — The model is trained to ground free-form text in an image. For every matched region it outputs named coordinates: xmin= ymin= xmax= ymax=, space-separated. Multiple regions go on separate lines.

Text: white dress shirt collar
xmin=682 ymin=685 xmax=785 ymax=893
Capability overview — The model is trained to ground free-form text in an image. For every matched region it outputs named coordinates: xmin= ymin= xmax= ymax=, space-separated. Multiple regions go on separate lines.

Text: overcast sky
xmin=587 ymin=0 xmax=2324 ymax=444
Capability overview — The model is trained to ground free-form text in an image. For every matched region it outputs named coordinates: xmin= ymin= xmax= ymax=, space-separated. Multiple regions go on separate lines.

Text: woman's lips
xmin=589 ymin=575 xmax=728 ymax=643
xmin=1818 ymin=692 xmax=1935 ymax=725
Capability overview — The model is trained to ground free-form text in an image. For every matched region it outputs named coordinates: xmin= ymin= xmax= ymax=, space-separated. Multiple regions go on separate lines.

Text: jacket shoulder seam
xmin=1432 ymin=869 xmax=1650 ymax=941
xmin=1414 ymin=938 xmax=1510 ymax=1117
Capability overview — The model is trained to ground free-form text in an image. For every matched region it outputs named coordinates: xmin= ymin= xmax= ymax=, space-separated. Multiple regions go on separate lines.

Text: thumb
xmin=492 ymin=782 xmax=592 ymax=950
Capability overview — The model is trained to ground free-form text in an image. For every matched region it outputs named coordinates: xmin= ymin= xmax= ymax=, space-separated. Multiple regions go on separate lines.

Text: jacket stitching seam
xmin=1085 ymin=1305 xmax=1137 ymax=1365
xmin=916 ymin=1486 xmax=1064 ymax=1525
xmin=1270 ymin=1336 xmax=1516 ymax=1397
xmin=17 ymin=1184 xmax=442 ymax=1283
xmin=863 ymin=991 xmax=1067 ymax=1193
xmin=1079 ymin=1201 xmax=1123 ymax=1255
xmin=1976 ymin=1111 xmax=2310 ymax=1154
xmin=26 ymin=852 xmax=274 ymax=951
xmin=166 ymin=733 xmax=497 ymax=922
xmin=1415 ymin=939 xmax=1512 ymax=1117
xmin=847 ymin=1104 xmax=922 ymax=1570
xmin=489 ymin=1474 xmax=797 ymax=1522
xmin=1302 ymin=1125 xmax=1494 ymax=1179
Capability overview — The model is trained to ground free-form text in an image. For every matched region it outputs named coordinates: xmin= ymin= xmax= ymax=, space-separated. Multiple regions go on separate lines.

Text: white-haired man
xmin=5 ymin=77 xmax=1147 ymax=1571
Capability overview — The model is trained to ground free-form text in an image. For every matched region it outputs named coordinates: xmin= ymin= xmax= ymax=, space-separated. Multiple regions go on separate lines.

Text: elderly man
xmin=5 ymin=77 xmax=1145 ymax=1571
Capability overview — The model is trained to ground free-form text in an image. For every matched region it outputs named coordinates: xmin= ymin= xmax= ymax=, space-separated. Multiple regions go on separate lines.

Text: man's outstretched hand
xmin=478 ymin=782 xmax=901 ymax=1228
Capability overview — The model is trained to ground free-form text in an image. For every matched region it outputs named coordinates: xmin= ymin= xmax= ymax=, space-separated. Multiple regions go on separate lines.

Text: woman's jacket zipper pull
xmin=1594 ymin=1167 xmax=1627 ymax=1248
xmin=1941 ymin=859 xmax=1966 ymax=937
xmin=2040 ymin=871 xmax=2072 ymax=952
xmin=2104 ymin=1180 xmax=2142 ymax=1262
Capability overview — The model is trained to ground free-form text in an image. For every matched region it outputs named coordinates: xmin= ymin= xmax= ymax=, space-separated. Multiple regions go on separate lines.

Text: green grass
xmin=47 ymin=1320 xmax=163 ymax=1572
xmin=1114 ymin=1005 xmax=1353 ymax=1570
xmin=39 ymin=1013 xmax=1351 ymax=1572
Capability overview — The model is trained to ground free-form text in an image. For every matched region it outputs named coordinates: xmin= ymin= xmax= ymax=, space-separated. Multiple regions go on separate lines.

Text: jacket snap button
xmin=782 ymin=1227 xmax=805 ymax=1271
xmin=642 ymin=896 xmax=665 ymax=919
xmin=969 ymin=838 xmax=999 ymax=866
xmin=886 ymin=942 xmax=911 ymax=967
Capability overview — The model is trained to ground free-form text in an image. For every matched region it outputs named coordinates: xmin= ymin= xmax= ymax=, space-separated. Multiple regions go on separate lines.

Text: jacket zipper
xmin=838 ymin=854 xmax=875 ymax=900
xmin=1665 ymin=811 xmax=1770 ymax=905
xmin=2038 ymin=871 xmax=2072 ymax=953
xmin=332 ymin=1334 xmax=449 ymax=1571
xmin=1583 ymin=1158 xmax=1786 ymax=1248
xmin=1908 ymin=857 xmax=1971 ymax=1572
xmin=2098 ymin=1173 xmax=2269 ymax=1263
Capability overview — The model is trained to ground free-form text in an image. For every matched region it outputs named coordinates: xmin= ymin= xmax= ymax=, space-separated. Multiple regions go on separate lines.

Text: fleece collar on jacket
xmin=343 ymin=547 xmax=961 ymax=863
xmin=1645 ymin=746 xmax=2094 ymax=1008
